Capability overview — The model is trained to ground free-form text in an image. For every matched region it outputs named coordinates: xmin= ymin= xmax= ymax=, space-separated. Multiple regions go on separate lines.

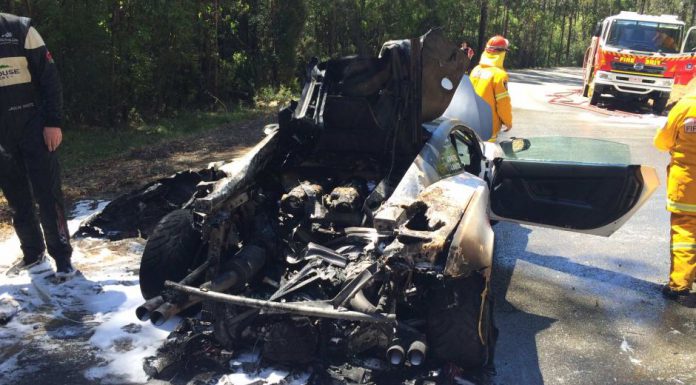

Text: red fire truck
xmin=583 ymin=11 xmax=696 ymax=114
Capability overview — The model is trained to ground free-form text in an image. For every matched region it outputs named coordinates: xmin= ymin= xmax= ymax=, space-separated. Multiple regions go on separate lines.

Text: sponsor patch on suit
xmin=0 ymin=56 xmax=31 ymax=87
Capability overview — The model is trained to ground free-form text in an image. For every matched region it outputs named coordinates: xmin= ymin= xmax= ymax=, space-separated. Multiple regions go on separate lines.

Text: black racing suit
xmin=0 ymin=13 xmax=71 ymax=265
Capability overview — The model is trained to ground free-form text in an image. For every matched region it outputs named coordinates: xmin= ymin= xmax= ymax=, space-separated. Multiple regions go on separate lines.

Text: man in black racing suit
xmin=0 ymin=13 xmax=74 ymax=279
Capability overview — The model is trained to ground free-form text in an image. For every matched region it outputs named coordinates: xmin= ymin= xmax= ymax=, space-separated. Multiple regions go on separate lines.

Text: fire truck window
xmin=607 ymin=20 xmax=683 ymax=54
xmin=686 ymin=31 xmax=696 ymax=52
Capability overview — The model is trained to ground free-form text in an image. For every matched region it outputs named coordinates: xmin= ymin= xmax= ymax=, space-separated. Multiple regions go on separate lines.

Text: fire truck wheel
xmin=653 ymin=96 xmax=669 ymax=115
xmin=589 ymin=85 xmax=601 ymax=106
xmin=582 ymin=83 xmax=589 ymax=97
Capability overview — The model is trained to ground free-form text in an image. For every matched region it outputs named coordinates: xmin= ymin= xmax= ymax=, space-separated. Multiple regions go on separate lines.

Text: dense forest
xmin=0 ymin=0 xmax=694 ymax=126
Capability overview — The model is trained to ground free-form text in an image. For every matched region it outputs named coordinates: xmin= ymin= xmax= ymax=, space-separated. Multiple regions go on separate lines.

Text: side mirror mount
xmin=592 ymin=21 xmax=602 ymax=38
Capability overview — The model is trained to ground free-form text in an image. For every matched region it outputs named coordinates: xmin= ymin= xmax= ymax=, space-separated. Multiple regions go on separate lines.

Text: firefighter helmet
xmin=485 ymin=35 xmax=509 ymax=52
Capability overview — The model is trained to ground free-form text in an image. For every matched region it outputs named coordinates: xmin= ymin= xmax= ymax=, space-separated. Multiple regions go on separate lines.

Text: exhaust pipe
xmin=150 ymin=298 xmax=200 ymax=326
xmin=146 ymin=245 xmax=267 ymax=326
xmin=386 ymin=342 xmax=405 ymax=365
xmin=135 ymin=296 xmax=165 ymax=321
xmin=407 ymin=339 xmax=427 ymax=366
xmin=135 ymin=261 xmax=210 ymax=321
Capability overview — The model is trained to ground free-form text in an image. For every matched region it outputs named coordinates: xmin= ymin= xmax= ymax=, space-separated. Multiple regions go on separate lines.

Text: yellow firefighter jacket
xmin=654 ymin=92 xmax=696 ymax=214
xmin=470 ymin=51 xmax=513 ymax=141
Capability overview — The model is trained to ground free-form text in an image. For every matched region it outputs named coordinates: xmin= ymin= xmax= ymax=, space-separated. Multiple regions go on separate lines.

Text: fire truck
xmin=583 ymin=11 xmax=696 ymax=114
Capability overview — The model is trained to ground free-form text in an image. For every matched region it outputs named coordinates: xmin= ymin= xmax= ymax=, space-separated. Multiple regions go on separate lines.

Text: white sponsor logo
xmin=0 ymin=30 xmax=19 ymax=45
xmin=7 ymin=102 xmax=34 ymax=112
xmin=685 ymin=118 xmax=696 ymax=133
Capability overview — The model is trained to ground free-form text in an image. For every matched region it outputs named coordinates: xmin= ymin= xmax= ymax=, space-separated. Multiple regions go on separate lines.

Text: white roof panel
xmin=606 ymin=11 xmax=684 ymax=25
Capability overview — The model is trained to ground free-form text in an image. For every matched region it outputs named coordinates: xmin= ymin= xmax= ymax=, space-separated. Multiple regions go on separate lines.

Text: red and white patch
xmin=685 ymin=118 xmax=696 ymax=133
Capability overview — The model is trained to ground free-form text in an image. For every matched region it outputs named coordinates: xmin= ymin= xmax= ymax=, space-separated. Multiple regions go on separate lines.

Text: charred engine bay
xmin=138 ymin=154 xmax=491 ymax=384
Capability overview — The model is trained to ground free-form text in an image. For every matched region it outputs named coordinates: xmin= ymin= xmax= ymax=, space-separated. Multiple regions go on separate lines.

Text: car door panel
xmin=489 ymin=159 xmax=658 ymax=236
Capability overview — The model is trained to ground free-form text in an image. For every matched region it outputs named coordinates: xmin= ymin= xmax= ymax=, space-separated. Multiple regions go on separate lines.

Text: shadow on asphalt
xmin=594 ymin=97 xmax=658 ymax=115
xmin=490 ymin=223 xmax=676 ymax=385
xmin=491 ymin=224 xmax=553 ymax=385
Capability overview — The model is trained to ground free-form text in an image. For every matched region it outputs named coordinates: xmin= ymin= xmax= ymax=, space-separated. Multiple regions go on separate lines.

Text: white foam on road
xmin=0 ymin=200 xmax=175 ymax=384
xmin=83 ymin=284 xmax=180 ymax=384
xmin=1 ymin=201 xmax=311 ymax=385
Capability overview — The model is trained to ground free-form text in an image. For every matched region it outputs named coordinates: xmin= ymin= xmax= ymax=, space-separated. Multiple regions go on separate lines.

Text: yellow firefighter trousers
xmin=670 ymin=213 xmax=696 ymax=291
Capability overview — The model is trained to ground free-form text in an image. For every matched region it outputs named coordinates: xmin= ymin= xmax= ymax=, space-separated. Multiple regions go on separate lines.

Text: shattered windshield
xmin=606 ymin=20 xmax=683 ymax=53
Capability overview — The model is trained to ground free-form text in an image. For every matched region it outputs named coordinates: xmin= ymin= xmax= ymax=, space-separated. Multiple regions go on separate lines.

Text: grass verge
xmin=60 ymin=108 xmax=259 ymax=171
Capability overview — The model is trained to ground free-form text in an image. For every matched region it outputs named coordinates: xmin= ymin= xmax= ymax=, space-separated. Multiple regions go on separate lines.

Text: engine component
xmin=324 ymin=181 xmax=365 ymax=213
xmin=141 ymin=245 xmax=267 ymax=326
xmin=304 ymin=242 xmax=348 ymax=267
xmin=165 ymin=280 xmax=396 ymax=323
xmin=280 ymin=182 xmax=323 ymax=217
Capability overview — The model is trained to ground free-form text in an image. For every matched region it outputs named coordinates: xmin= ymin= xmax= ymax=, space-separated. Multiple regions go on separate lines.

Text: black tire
xmin=589 ymin=84 xmax=601 ymax=106
xmin=653 ymin=96 xmax=669 ymax=115
xmin=139 ymin=209 xmax=203 ymax=300
xmin=427 ymin=273 xmax=497 ymax=369
xmin=582 ymin=83 xmax=589 ymax=97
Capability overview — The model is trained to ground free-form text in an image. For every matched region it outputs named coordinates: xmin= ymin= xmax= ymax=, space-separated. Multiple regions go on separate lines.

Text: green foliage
xmin=254 ymin=84 xmax=299 ymax=108
xmin=59 ymin=108 xmax=257 ymax=171
xmin=0 ymin=0 xmax=693 ymax=128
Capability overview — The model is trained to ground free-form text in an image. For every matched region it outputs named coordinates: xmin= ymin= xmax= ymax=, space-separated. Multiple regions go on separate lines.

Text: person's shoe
xmin=5 ymin=253 xmax=47 ymax=276
xmin=661 ymin=285 xmax=695 ymax=308
xmin=54 ymin=259 xmax=77 ymax=281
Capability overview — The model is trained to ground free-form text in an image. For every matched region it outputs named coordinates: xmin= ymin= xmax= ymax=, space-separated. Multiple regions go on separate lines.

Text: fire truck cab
xmin=583 ymin=11 xmax=696 ymax=114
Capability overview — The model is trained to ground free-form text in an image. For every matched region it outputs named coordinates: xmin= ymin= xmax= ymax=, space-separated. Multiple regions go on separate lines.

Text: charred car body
xmin=81 ymin=29 xmax=658 ymax=382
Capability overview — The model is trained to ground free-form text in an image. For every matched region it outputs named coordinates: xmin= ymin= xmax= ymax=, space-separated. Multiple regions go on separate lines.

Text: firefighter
xmin=470 ymin=35 xmax=513 ymax=142
xmin=0 ymin=13 xmax=75 ymax=279
xmin=654 ymin=91 xmax=696 ymax=307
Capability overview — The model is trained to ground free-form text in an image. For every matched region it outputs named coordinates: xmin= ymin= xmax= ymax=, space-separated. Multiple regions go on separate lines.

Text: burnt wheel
xmin=427 ymin=273 xmax=497 ymax=369
xmin=139 ymin=209 xmax=203 ymax=299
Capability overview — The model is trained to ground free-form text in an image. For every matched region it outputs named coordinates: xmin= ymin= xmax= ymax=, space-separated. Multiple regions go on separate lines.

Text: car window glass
xmin=499 ymin=137 xmax=632 ymax=164
xmin=452 ymin=135 xmax=472 ymax=167
xmin=435 ymin=137 xmax=465 ymax=176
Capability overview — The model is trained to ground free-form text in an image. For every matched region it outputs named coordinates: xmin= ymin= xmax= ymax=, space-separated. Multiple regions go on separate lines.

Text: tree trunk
xmin=503 ymin=5 xmax=510 ymax=37
xmin=557 ymin=14 xmax=566 ymax=65
xmin=478 ymin=0 xmax=489 ymax=56
xmin=566 ymin=8 xmax=574 ymax=62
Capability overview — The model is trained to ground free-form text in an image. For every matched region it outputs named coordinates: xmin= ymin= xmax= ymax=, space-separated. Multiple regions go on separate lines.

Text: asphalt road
xmin=491 ymin=68 xmax=695 ymax=385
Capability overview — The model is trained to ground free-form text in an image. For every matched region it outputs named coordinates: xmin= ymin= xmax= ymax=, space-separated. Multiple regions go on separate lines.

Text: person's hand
xmin=43 ymin=127 xmax=63 ymax=152
xmin=502 ymin=124 xmax=512 ymax=132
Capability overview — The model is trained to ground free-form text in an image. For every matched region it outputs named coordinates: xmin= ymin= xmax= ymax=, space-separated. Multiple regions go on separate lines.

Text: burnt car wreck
xmin=80 ymin=29 xmax=658 ymax=384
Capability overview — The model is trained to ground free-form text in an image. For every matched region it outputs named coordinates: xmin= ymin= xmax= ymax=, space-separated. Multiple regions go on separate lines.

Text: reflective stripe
xmin=667 ymin=200 xmax=696 ymax=213
xmin=671 ymin=242 xmax=696 ymax=250
xmin=24 ymin=27 xmax=45 ymax=49
xmin=495 ymin=91 xmax=509 ymax=100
